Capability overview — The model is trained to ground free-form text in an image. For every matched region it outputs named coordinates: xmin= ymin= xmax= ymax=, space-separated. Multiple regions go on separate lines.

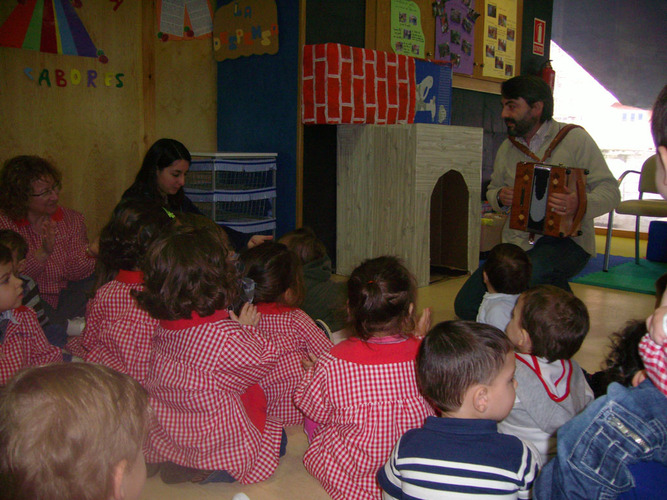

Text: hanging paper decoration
xmin=157 ymin=0 xmax=213 ymax=42
xmin=0 ymin=0 xmax=103 ymax=61
xmin=213 ymin=0 xmax=278 ymax=61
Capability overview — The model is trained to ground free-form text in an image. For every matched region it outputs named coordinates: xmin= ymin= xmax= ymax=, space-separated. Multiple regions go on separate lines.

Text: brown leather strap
xmin=509 ymin=124 xmax=583 ymax=163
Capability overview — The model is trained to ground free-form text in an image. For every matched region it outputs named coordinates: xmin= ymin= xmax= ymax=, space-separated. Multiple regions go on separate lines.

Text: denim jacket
xmin=534 ymin=379 xmax=667 ymax=500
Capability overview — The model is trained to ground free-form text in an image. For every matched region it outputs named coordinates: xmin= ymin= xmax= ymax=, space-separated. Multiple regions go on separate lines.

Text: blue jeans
xmin=454 ymin=236 xmax=590 ymax=320
xmin=534 ymin=380 xmax=667 ymax=500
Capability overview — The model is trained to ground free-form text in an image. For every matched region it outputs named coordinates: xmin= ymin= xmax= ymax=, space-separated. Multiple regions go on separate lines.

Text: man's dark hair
xmin=652 ymin=84 xmax=667 ymax=149
xmin=501 ymin=75 xmax=554 ymax=122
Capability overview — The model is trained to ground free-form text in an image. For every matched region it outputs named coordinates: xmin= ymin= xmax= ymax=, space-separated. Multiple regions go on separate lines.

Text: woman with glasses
xmin=0 ymin=155 xmax=96 ymax=329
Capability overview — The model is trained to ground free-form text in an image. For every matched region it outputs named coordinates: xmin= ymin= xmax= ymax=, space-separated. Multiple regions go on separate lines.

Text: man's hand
xmin=548 ymin=186 xmax=579 ymax=216
xmin=497 ymin=186 xmax=514 ymax=208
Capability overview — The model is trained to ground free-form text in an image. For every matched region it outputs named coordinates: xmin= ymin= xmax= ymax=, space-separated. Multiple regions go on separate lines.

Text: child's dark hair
xmin=93 ymin=199 xmax=173 ymax=293
xmin=483 ymin=243 xmax=531 ymax=294
xmin=279 ymin=227 xmax=327 ymax=264
xmin=520 ymin=285 xmax=590 ymax=362
xmin=134 ymin=223 xmax=238 ymax=320
xmin=0 ymin=230 xmax=27 ymax=261
xmin=589 ymin=319 xmax=646 ymax=396
xmin=417 ymin=320 xmax=513 ymax=413
xmin=240 ymin=241 xmax=304 ymax=306
xmin=0 ymin=243 xmax=13 ymax=266
xmin=347 ymin=256 xmax=416 ymax=340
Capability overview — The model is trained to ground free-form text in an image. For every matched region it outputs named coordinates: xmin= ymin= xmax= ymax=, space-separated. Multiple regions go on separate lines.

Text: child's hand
xmin=230 ymin=302 xmax=261 ymax=327
xmin=646 ymin=306 xmax=667 ymax=345
xmin=301 ymin=353 xmax=317 ymax=371
xmin=414 ymin=307 xmax=432 ymax=337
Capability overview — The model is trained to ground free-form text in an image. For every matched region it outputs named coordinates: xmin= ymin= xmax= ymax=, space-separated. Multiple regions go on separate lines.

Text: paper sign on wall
xmin=157 ymin=0 xmax=214 ymax=41
xmin=213 ymin=0 xmax=279 ymax=61
xmin=390 ymin=0 xmax=425 ymax=58
xmin=482 ymin=0 xmax=518 ymax=79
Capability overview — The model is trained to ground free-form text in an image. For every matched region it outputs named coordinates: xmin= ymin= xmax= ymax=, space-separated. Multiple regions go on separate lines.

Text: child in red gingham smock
xmin=240 ymin=242 xmax=332 ymax=426
xmin=136 ymin=222 xmax=284 ymax=485
xmin=66 ymin=200 xmax=172 ymax=383
xmin=643 ymin=282 xmax=667 ymax=396
xmin=0 ymin=244 xmax=62 ymax=385
xmin=294 ymin=256 xmax=434 ymax=500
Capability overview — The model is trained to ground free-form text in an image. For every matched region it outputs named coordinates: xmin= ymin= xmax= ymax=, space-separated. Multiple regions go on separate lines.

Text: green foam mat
xmin=571 ymin=259 xmax=667 ymax=294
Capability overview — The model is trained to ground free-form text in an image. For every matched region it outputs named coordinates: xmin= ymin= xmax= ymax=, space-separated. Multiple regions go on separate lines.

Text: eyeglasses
xmin=30 ymin=182 xmax=62 ymax=198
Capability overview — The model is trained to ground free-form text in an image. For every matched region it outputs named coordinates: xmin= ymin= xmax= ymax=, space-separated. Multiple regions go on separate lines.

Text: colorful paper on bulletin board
xmin=434 ymin=0 xmax=479 ymax=75
xmin=413 ymin=59 xmax=452 ymax=124
xmin=482 ymin=0 xmax=517 ymax=79
xmin=0 ymin=0 xmax=99 ymax=58
xmin=390 ymin=0 xmax=425 ymax=58
xmin=157 ymin=0 xmax=213 ymax=41
xmin=213 ymin=0 xmax=278 ymax=61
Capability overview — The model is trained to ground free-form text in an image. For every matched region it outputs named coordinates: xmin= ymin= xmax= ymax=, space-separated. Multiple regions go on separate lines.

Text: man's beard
xmin=505 ymin=114 xmax=539 ymax=137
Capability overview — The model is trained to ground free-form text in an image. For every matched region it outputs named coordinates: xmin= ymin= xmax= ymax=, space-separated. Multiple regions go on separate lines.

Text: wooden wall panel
xmin=155 ymin=39 xmax=217 ymax=153
xmin=0 ymin=2 xmax=216 ymax=237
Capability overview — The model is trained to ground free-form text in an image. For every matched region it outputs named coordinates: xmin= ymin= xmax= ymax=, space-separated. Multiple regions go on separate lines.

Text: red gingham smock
xmin=66 ymin=270 xmax=157 ymax=384
xmin=0 ymin=306 xmax=63 ymax=385
xmin=0 ymin=207 xmax=95 ymax=308
xmin=293 ymin=335 xmax=435 ymax=500
xmin=144 ymin=309 xmax=284 ymax=484
xmin=255 ymin=302 xmax=333 ymax=426
xmin=639 ymin=333 xmax=667 ymax=396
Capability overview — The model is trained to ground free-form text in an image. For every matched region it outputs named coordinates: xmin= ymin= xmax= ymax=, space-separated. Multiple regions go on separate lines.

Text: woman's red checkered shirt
xmin=294 ymin=335 xmax=435 ymax=500
xmin=0 ymin=207 xmax=95 ymax=308
xmin=143 ymin=309 xmax=284 ymax=484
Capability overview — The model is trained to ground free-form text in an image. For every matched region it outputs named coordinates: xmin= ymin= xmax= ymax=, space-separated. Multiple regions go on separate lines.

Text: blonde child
xmin=294 ymin=256 xmax=435 ymax=500
xmin=501 ymin=284 xmax=593 ymax=465
xmin=135 ymin=223 xmax=283 ymax=484
xmin=66 ymin=200 xmax=172 ymax=383
xmin=239 ymin=241 xmax=332 ymax=426
xmin=0 ymin=363 xmax=149 ymax=500
xmin=0 ymin=243 xmax=61 ymax=385
xmin=378 ymin=320 xmax=539 ymax=498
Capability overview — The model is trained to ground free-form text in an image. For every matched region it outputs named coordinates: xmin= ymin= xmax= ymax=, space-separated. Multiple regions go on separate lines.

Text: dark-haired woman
xmin=0 ymin=155 xmax=96 ymax=327
xmin=122 ymin=138 xmax=271 ymax=250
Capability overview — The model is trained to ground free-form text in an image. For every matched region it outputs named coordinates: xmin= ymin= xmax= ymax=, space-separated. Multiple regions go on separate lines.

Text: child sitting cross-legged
xmin=500 ymin=284 xmax=593 ymax=466
xmin=0 ymin=243 xmax=62 ymax=385
xmin=378 ymin=320 xmax=539 ymax=499
xmin=136 ymin=223 xmax=284 ymax=485
xmin=66 ymin=199 xmax=172 ymax=383
xmin=0 ymin=363 xmax=149 ymax=500
xmin=239 ymin=241 xmax=332 ymax=426
xmin=477 ymin=243 xmax=532 ymax=332
xmin=294 ymin=256 xmax=434 ymax=500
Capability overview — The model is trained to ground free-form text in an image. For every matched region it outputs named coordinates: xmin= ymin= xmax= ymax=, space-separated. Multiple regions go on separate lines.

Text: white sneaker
xmin=66 ymin=317 xmax=86 ymax=336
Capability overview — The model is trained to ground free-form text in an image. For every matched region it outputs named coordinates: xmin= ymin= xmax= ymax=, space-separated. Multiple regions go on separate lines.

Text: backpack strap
xmin=509 ymin=123 xmax=583 ymax=162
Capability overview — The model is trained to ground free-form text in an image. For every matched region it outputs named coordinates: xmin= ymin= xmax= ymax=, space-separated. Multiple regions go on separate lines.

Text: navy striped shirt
xmin=378 ymin=416 xmax=539 ymax=499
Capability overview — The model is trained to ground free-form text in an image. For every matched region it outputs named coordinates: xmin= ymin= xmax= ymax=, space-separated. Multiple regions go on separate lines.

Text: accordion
xmin=509 ymin=162 xmax=589 ymax=238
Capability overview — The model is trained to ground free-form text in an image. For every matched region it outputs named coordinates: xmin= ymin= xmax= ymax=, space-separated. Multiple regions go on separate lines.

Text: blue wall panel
xmin=216 ymin=0 xmax=299 ymax=236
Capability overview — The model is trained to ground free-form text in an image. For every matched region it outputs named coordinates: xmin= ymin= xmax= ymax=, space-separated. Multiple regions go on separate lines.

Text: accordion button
xmin=548 ymin=220 xmax=554 ymax=226
xmin=553 ymin=179 xmax=559 ymax=186
xmin=524 ymin=174 xmax=529 ymax=181
xmin=519 ymin=214 xmax=525 ymax=221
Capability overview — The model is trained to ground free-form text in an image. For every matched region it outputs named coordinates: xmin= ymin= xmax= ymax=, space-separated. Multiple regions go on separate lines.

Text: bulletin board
xmin=366 ymin=0 xmax=523 ymax=93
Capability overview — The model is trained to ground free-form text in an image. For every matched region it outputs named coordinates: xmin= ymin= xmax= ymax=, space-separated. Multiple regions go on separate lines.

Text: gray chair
xmin=603 ymin=155 xmax=667 ymax=271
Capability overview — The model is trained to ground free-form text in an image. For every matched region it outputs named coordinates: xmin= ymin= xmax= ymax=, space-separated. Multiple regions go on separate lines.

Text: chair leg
xmin=603 ymin=211 xmax=615 ymax=271
xmin=635 ymin=216 xmax=641 ymax=265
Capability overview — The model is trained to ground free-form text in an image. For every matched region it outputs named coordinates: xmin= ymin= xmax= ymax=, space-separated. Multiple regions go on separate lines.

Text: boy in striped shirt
xmin=378 ymin=321 xmax=539 ymax=499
